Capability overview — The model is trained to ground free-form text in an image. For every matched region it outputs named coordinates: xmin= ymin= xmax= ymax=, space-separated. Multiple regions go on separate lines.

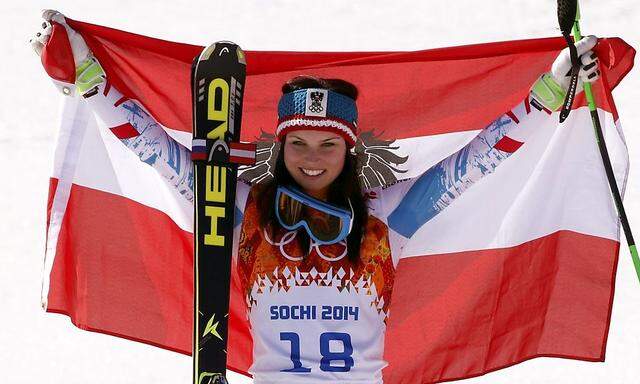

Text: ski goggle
xmin=275 ymin=185 xmax=353 ymax=245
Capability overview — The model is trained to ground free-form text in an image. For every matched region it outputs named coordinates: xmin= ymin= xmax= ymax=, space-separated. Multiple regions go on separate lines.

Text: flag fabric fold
xmin=42 ymin=18 xmax=635 ymax=383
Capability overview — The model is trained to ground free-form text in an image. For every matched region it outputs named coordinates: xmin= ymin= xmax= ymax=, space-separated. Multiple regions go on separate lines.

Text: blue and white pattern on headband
xmin=278 ymin=88 xmax=358 ymax=124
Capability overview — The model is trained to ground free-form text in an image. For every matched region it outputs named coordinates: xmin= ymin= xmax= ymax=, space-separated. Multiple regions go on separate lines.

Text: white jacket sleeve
xmin=81 ymin=73 xmax=194 ymax=203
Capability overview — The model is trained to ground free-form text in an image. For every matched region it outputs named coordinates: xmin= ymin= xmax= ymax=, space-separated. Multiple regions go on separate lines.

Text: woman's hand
xmin=531 ymin=35 xmax=601 ymax=111
xmin=29 ymin=10 xmax=92 ymax=92
xmin=551 ymin=35 xmax=600 ymax=93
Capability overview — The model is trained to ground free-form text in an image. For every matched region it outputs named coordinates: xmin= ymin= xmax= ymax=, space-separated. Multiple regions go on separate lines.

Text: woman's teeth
xmin=300 ymin=168 xmax=325 ymax=177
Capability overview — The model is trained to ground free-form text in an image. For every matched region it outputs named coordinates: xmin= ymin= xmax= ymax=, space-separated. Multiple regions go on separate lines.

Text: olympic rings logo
xmin=262 ymin=229 xmax=347 ymax=262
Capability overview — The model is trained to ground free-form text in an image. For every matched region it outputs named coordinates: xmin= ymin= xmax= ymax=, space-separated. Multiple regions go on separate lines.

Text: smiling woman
xmin=30 ymin=9 xmax=619 ymax=383
xmin=284 ymin=130 xmax=346 ymax=198
xmin=254 ymin=75 xmax=370 ymax=264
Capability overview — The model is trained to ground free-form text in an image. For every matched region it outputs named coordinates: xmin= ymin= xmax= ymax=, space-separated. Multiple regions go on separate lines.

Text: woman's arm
xmin=387 ymin=94 xmax=537 ymax=238
xmin=79 ymin=59 xmax=194 ymax=202
xmin=32 ymin=11 xmax=194 ymax=202
xmin=386 ymin=36 xmax=600 ymax=240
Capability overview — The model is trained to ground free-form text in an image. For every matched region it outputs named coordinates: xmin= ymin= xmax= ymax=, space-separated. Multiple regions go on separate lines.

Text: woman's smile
xmin=299 ymin=168 xmax=326 ymax=177
xmin=284 ymin=130 xmax=347 ymax=199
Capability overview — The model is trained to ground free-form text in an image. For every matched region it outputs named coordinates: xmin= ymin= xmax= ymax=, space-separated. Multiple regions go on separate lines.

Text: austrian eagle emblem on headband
xmin=304 ymin=88 xmax=328 ymax=117
xmin=308 ymin=91 xmax=325 ymax=113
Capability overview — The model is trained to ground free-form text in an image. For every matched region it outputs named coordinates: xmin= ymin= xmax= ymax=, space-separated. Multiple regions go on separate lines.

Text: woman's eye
xmin=321 ymin=142 xmax=335 ymax=147
xmin=291 ymin=141 xmax=304 ymax=146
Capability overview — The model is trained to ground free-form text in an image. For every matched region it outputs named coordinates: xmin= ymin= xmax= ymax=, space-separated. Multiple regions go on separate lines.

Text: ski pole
xmin=558 ymin=0 xmax=640 ymax=283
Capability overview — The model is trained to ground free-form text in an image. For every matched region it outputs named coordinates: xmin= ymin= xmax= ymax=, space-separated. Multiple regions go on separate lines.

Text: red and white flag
xmin=42 ymin=18 xmax=635 ymax=383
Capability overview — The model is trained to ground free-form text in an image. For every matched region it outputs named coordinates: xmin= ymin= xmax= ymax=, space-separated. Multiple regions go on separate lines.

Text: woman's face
xmin=283 ymin=130 xmax=347 ymax=200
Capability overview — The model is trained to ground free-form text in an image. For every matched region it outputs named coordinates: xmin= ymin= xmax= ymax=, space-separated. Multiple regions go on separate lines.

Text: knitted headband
xmin=276 ymin=88 xmax=358 ymax=147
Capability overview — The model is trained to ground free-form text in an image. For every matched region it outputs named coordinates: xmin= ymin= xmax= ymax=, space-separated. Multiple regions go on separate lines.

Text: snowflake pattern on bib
xmin=238 ymin=189 xmax=395 ymax=321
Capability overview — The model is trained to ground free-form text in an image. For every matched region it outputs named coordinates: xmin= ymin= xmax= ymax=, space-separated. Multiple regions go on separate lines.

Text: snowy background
xmin=3 ymin=0 xmax=639 ymax=382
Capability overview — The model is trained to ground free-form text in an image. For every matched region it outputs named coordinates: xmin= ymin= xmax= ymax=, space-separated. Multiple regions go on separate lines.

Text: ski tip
xmin=236 ymin=46 xmax=246 ymax=65
xmin=199 ymin=43 xmax=217 ymax=61
xmin=198 ymin=41 xmax=246 ymax=65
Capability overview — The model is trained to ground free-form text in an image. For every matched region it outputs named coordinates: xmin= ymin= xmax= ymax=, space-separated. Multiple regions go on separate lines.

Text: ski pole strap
xmin=559 ymin=33 xmax=580 ymax=122
xmin=530 ymin=73 xmax=566 ymax=112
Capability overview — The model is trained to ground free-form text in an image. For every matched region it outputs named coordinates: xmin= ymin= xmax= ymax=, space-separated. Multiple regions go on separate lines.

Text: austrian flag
xmin=41 ymin=17 xmax=635 ymax=383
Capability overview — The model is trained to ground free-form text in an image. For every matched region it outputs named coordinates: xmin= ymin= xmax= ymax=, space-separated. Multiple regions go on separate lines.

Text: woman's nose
xmin=304 ymin=147 xmax=321 ymax=162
